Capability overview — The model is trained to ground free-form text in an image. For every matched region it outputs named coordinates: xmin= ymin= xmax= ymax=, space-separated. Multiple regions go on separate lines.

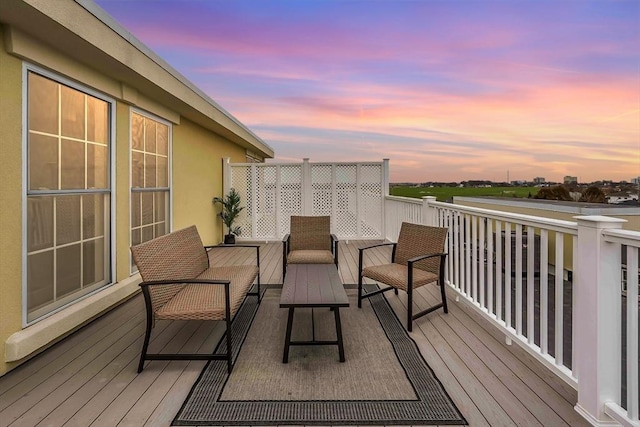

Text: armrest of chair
xmin=406 ymin=252 xmax=447 ymax=264
xmin=330 ymin=234 xmax=339 ymax=264
xmin=205 ymin=244 xmax=261 ymax=269
xmin=139 ymin=278 xmax=233 ymax=321
xmin=406 ymin=252 xmax=448 ymax=287
xmin=358 ymin=242 xmax=397 ymax=273
xmin=139 ymin=278 xmax=231 ymax=287
xmin=281 ymin=234 xmax=290 ymax=254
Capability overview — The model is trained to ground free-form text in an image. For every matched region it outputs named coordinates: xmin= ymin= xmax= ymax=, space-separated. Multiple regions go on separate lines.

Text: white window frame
xmin=129 ymin=108 xmax=173 ymax=276
xmin=21 ymin=63 xmax=116 ymax=327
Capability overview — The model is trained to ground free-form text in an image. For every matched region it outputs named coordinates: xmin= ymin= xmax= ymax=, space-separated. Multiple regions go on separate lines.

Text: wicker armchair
xmin=358 ymin=222 xmax=448 ymax=331
xmin=130 ymin=225 xmax=260 ymax=373
xmin=282 ymin=216 xmax=338 ymax=281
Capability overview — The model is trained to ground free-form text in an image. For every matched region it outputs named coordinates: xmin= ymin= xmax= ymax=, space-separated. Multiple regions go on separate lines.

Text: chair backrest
xmin=395 ymin=222 xmax=447 ymax=274
xmin=130 ymin=225 xmax=209 ymax=311
xmin=289 ymin=216 xmax=331 ymax=252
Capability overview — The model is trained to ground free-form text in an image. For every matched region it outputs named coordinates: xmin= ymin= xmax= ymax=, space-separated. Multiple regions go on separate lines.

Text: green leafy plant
xmin=213 ymin=188 xmax=244 ymax=242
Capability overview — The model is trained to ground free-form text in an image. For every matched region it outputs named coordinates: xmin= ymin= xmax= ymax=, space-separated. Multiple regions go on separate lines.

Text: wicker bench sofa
xmin=130 ymin=225 xmax=260 ymax=373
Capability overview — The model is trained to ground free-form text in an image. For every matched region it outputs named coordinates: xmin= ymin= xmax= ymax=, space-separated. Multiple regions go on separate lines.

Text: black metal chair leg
xmin=138 ymin=318 xmax=152 ymax=373
xmin=407 ymin=286 xmax=413 ymax=332
xmin=225 ymin=284 xmax=233 ymax=373
xmin=440 ymin=278 xmax=448 ymax=313
xmin=357 ymin=249 xmax=364 ymax=308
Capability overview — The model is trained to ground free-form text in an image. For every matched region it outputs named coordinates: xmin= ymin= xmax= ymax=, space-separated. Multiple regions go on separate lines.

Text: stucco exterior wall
xmin=0 ymin=23 xmax=26 ymax=375
xmin=0 ymin=24 xmax=261 ymax=376
xmin=172 ymin=118 xmax=246 ymax=246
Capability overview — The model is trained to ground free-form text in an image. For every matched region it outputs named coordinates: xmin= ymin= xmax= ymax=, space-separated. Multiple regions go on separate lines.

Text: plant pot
xmin=224 ymin=234 xmax=236 ymax=244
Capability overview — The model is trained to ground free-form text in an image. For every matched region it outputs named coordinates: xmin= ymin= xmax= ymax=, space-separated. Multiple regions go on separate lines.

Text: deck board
xmin=0 ymin=241 xmax=584 ymax=427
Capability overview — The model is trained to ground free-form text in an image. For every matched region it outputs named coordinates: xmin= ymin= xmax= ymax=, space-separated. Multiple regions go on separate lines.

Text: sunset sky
xmin=95 ymin=0 xmax=639 ymax=183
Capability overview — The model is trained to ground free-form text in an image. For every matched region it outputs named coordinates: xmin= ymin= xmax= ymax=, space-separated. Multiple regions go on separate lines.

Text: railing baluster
xmin=505 ymin=222 xmax=512 ymax=329
xmin=455 ymin=211 xmax=461 ymax=292
xmin=487 ymin=219 xmax=494 ymax=315
xmin=472 ymin=215 xmax=478 ymax=302
xmin=527 ymin=226 xmax=535 ymax=344
xmin=465 ymin=214 xmax=472 ymax=297
xmin=479 ymin=218 xmax=486 ymax=308
xmin=447 ymin=210 xmax=454 ymax=286
xmin=627 ymin=246 xmax=638 ymax=420
xmin=515 ymin=226 xmax=523 ymax=335
xmin=572 ymin=234 xmax=578 ymax=377
xmin=555 ymin=233 xmax=564 ymax=367
xmin=540 ymin=229 xmax=549 ymax=355
xmin=496 ymin=220 xmax=503 ymax=321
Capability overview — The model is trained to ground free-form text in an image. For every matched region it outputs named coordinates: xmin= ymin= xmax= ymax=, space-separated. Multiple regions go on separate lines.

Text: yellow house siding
xmin=0 ymin=1 xmax=271 ymax=376
xmin=172 ymin=118 xmax=246 ymax=245
xmin=0 ymin=23 xmax=25 ymax=375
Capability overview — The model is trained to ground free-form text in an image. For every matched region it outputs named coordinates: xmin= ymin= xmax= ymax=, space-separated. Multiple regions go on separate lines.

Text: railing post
xmin=574 ymin=215 xmax=626 ymax=426
xmin=382 ymin=159 xmax=390 ymax=196
xmin=222 ymin=157 xmax=231 ymax=195
xmin=422 ymin=196 xmax=437 ymax=226
xmin=302 ymin=158 xmax=312 ymax=215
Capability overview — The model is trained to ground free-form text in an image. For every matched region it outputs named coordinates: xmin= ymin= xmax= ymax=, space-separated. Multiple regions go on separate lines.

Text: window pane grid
xmin=26 ymin=71 xmax=111 ymax=323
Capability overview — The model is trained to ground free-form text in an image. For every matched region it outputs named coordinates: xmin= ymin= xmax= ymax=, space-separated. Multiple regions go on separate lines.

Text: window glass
xmin=26 ymin=71 xmax=111 ymax=323
xmin=87 ymin=97 xmax=108 ymax=144
xmin=56 ymin=244 xmax=82 ymax=298
xmin=56 ymin=195 xmax=81 ymax=245
xmin=130 ymin=111 xmax=170 ymax=273
xmin=60 ymin=139 xmax=85 ymax=189
xmin=27 ymin=196 xmax=54 ymax=252
xmin=87 ymin=144 xmax=107 ymax=189
xmin=29 ymin=134 xmax=58 ymax=190
xmin=60 ymin=85 xmax=85 ymax=139
xmin=28 ymin=75 xmax=58 ymax=134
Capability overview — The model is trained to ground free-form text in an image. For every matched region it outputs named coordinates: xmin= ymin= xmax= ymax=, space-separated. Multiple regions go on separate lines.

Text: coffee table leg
xmin=283 ymin=307 xmax=295 ymax=363
xmin=334 ymin=307 xmax=345 ymax=362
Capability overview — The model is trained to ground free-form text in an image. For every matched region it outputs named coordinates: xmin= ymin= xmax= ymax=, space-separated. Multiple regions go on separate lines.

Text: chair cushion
xmin=362 ymin=263 xmax=438 ymax=291
xmin=156 ymin=265 xmax=259 ymax=321
xmin=287 ymin=250 xmax=335 ymax=264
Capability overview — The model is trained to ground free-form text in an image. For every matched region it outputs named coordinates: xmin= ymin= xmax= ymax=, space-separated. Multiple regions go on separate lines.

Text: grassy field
xmin=390 ymin=185 xmax=539 ymax=202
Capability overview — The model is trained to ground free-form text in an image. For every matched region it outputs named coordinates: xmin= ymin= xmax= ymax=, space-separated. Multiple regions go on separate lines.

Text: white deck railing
xmin=386 ymin=195 xmax=639 ymax=427
xmin=226 ymin=161 xmax=639 ymax=426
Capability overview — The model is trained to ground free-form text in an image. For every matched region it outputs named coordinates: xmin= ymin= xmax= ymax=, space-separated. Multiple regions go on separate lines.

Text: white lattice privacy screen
xmin=224 ymin=159 xmax=389 ymax=240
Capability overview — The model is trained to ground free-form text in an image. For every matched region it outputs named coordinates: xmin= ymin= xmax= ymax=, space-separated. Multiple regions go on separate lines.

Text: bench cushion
xmin=156 ymin=265 xmax=259 ymax=321
xmin=362 ymin=263 xmax=438 ymax=291
xmin=287 ymin=249 xmax=335 ymax=265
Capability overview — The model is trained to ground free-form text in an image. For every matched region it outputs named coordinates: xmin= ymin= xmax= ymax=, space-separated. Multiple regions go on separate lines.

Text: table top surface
xmin=280 ymin=264 xmax=349 ymax=308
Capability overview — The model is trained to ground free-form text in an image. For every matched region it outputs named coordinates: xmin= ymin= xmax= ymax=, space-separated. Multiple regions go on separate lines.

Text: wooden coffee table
xmin=279 ymin=263 xmax=349 ymax=363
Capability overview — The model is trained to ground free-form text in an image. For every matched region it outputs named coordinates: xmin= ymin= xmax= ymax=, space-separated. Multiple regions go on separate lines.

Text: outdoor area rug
xmin=173 ymin=285 xmax=466 ymax=426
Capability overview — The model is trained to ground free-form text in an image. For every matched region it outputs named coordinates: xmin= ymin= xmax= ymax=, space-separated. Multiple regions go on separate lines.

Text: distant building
xmin=564 ymin=176 xmax=578 ymax=184
xmin=608 ymin=193 xmax=639 ymax=205
xmin=533 ymin=177 xmax=545 ymax=184
xmin=631 ymin=177 xmax=640 ymax=185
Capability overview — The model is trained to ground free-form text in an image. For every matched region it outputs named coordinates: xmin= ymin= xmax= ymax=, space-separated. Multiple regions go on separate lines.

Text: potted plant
xmin=213 ymin=188 xmax=244 ymax=244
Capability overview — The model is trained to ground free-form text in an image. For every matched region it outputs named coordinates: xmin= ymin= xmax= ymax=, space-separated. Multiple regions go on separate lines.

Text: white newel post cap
xmin=422 ymin=196 xmax=438 ymax=226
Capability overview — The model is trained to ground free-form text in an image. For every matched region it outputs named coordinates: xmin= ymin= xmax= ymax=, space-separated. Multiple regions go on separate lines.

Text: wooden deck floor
xmin=0 ymin=241 xmax=588 ymax=427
